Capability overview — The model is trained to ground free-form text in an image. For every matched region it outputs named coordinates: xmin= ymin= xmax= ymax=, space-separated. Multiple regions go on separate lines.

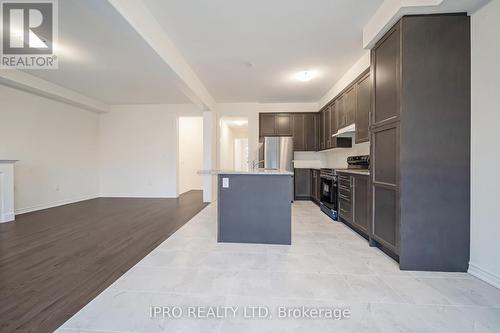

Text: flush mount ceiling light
xmin=295 ymin=70 xmax=318 ymax=82
xmin=232 ymin=120 xmax=248 ymax=126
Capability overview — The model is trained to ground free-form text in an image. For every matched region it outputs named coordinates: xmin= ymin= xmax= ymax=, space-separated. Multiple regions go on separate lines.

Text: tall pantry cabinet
xmin=370 ymin=14 xmax=471 ymax=271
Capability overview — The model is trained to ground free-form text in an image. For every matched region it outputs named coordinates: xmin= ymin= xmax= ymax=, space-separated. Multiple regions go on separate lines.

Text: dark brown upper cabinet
xmin=344 ymin=86 xmax=356 ymax=126
xmin=331 ymin=80 xmax=356 ymax=134
xmin=373 ymin=25 xmax=400 ymax=126
xmin=355 ymin=73 xmax=371 ymax=143
xmin=336 ymin=94 xmax=346 ymax=129
xmin=370 ymin=15 xmax=470 ymax=272
xmin=260 ymin=112 xmax=317 ymax=152
xmin=330 ymin=101 xmax=338 ymax=139
xmin=304 ymin=113 xmax=318 ymax=151
xmin=319 ymin=109 xmax=325 ymax=150
xmin=259 ymin=113 xmax=276 ymax=136
xmin=325 ymin=106 xmax=331 ymax=149
xmin=276 ymin=114 xmax=292 ymax=135
xmin=292 ymin=114 xmax=305 ymax=151
xmin=259 ymin=113 xmax=292 ymax=137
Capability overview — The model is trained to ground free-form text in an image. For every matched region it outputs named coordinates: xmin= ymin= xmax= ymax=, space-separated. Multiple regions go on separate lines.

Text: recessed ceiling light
xmin=295 ymin=70 xmax=317 ymax=82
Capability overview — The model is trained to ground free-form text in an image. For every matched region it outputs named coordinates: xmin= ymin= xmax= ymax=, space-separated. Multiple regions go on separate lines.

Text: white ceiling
xmin=221 ymin=117 xmax=249 ymax=133
xmin=144 ymin=0 xmax=384 ymax=103
xmin=18 ymin=0 xmax=483 ymax=106
xmin=24 ymin=0 xmax=190 ymax=105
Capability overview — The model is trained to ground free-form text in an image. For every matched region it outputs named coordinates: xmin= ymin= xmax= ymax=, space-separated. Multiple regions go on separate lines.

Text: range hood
xmin=332 ymin=123 xmax=355 ymax=137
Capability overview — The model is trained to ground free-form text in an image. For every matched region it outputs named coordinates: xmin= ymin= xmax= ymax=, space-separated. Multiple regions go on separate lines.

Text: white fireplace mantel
xmin=0 ymin=160 xmax=18 ymax=223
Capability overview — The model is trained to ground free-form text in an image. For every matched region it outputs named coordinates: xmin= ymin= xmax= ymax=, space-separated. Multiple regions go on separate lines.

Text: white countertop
xmin=198 ymin=169 xmax=293 ymax=176
xmin=336 ymin=169 xmax=370 ymax=176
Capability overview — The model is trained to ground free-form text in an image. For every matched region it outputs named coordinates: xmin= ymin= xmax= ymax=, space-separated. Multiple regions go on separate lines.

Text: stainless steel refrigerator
xmin=264 ymin=136 xmax=293 ymax=172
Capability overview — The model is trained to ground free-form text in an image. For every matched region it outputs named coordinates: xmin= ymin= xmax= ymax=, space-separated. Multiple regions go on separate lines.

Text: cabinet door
xmin=294 ymin=168 xmax=311 ymax=199
xmin=338 ymin=176 xmax=353 ymax=224
xmin=353 ymin=174 xmax=369 ymax=233
xmin=325 ymin=106 xmax=331 ymax=149
xmin=337 ymin=95 xmax=345 ymax=129
xmin=316 ymin=171 xmax=321 ymax=201
xmin=373 ymin=24 xmax=400 ymax=125
xmin=355 ymin=73 xmax=370 ymax=143
xmin=292 ymin=114 xmax=305 ymax=151
xmin=345 ymin=86 xmax=356 ymax=126
xmin=315 ymin=113 xmax=320 ymax=151
xmin=310 ymin=170 xmax=318 ymax=203
xmin=330 ymin=101 xmax=338 ymax=139
xmin=331 ymin=105 xmax=337 ymax=149
xmin=319 ymin=110 xmax=325 ymax=150
xmin=304 ymin=113 xmax=318 ymax=151
xmin=260 ymin=114 xmax=276 ymax=136
xmin=371 ymin=123 xmax=399 ymax=253
xmin=276 ymin=114 xmax=292 ymax=136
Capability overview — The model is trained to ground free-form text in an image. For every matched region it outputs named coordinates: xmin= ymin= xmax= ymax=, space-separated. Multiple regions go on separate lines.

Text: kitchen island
xmin=217 ymin=170 xmax=293 ymax=245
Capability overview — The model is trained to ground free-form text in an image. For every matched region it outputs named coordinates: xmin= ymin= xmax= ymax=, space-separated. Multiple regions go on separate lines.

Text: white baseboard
xmin=15 ymin=194 xmax=100 ymax=215
xmin=0 ymin=212 xmax=15 ymax=223
xmin=468 ymin=263 xmax=500 ymax=290
xmin=100 ymin=193 xmax=178 ymax=198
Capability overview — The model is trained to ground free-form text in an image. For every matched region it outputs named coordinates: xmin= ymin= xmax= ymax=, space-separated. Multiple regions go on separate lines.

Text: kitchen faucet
xmin=250 ymin=160 xmax=264 ymax=169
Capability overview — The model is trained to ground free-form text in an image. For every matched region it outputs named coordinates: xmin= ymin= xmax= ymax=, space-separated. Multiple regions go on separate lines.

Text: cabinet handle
xmin=338 ymin=185 xmax=350 ymax=191
xmin=339 ymin=194 xmax=351 ymax=201
xmin=352 ymin=177 xmax=356 ymax=222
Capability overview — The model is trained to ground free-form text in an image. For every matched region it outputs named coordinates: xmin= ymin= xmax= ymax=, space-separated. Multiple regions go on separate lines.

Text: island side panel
xmin=217 ymin=174 xmax=292 ymax=245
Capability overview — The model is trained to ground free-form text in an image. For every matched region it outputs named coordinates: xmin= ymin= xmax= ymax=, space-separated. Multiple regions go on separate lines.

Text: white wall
xmin=324 ymin=141 xmax=370 ymax=168
xmin=219 ymin=120 xmax=236 ymax=170
xmin=178 ymin=117 xmax=203 ymax=194
xmin=202 ymin=111 xmax=217 ymax=202
xmin=99 ymin=104 xmax=201 ymax=198
xmin=0 ymin=85 xmax=100 ymax=214
xmin=234 ymin=138 xmax=249 ymax=171
xmin=318 ymin=52 xmax=371 ymax=109
xmin=469 ymin=0 xmax=500 ymax=288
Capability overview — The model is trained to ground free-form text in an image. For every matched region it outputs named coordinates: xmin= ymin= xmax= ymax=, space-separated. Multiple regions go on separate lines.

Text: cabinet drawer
xmin=338 ymin=192 xmax=351 ymax=202
xmin=338 ymin=197 xmax=352 ymax=222
xmin=338 ymin=176 xmax=351 ymax=188
xmin=338 ymin=184 xmax=350 ymax=193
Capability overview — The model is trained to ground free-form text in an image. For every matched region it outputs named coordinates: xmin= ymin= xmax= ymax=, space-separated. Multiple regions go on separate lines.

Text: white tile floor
xmin=57 ymin=201 xmax=500 ymax=333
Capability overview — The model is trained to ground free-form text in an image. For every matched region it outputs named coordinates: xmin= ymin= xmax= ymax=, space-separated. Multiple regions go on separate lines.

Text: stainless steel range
xmin=319 ymin=168 xmax=338 ymax=220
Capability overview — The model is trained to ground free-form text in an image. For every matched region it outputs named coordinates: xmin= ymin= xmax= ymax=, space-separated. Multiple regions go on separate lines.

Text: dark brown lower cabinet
xmin=338 ymin=173 xmax=353 ymax=224
xmin=294 ymin=169 xmax=311 ymax=200
xmin=353 ymin=174 xmax=369 ymax=234
xmin=311 ymin=169 xmax=321 ymax=204
xmin=338 ymin=172 xmax=369 ymax=237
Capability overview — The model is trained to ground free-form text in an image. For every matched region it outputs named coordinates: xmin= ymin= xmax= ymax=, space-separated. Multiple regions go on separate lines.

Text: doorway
xmin=178 ymin=116 xmax=203 ymax=195
xmin=219 ymin=117 xmax=249 ymax=171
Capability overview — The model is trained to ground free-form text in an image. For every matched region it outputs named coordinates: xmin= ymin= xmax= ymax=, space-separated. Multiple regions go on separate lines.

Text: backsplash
xmin=324 ymin=142 xmax=370 ymax=168
xmin=293 ymin=141 xmax=370 ymax=169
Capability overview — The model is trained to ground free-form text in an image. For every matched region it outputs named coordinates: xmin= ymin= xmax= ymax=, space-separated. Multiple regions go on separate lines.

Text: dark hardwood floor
xmin=0 ymin=190 xmax=207 ymax=332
